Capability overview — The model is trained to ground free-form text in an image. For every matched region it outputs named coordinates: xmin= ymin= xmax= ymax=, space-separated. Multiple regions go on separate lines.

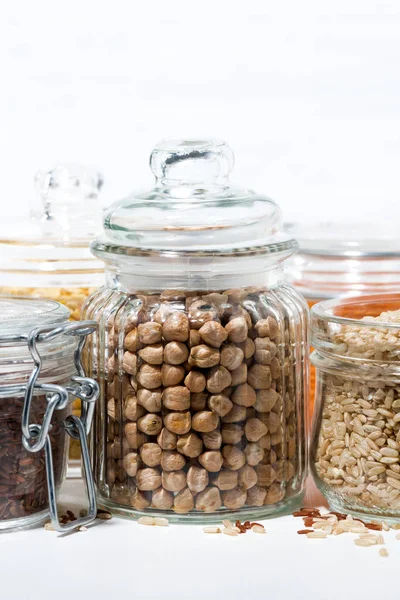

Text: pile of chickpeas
xmin=105 ymin=288 xmax=298 ymax=514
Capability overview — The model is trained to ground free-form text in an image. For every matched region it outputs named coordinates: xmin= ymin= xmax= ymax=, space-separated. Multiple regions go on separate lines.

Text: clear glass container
xmin=311 ymin=293 xmax=400 ymax=520
xmin=83 ymin=139 xmax=309 ymax=522
xmin=0 ymin=163 xmax=105 ymax=319
xmin=285 ymin=221 xmax=400 ymax=423
xmin=0 ymin=296 xmax=99 ymax=532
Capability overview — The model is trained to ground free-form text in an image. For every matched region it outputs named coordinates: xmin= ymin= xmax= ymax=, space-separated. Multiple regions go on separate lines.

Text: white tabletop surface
xmin=1 ymin=476 xmax=399 ymax=600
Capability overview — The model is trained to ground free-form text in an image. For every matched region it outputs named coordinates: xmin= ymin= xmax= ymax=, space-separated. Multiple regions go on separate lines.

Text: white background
xmin=1 ymin=0 xmax=400 ymax=225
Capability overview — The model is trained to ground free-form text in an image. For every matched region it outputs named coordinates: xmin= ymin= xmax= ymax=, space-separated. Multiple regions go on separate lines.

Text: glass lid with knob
xmin=0 ymin=163 xmax=105 ymax=294
xmin=95 ymin=139 xmax=296 ymax=257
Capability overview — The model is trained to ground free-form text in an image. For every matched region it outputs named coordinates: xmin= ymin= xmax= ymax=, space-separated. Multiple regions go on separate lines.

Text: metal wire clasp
xmin=21 ymin=320 xmax=99 ymax=533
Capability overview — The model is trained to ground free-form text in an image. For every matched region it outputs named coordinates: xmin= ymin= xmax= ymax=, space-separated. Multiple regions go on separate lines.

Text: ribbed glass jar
xmin=83 ymin=139 xmax=309 ymax=522
xmin=311 ymin=293 xmax=400 ymax=520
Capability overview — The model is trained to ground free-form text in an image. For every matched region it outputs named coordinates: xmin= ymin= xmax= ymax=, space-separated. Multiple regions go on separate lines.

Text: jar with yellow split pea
xmin=0 ymin=165 xmax=105 ymax=460
xmin=284 ymin=222 xmax=400 ymax=427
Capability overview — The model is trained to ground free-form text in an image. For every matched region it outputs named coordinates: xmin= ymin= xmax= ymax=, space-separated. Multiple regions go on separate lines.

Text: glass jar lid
xmin=98 ymin=139 xmax=295 ymax=255
xmin=0 ymin=164 xmax=105 ymax=288
xmin=0 ymin=297 xmax=77 ymax=385
xmin=285 ymin=221 xmax=400 ymax=258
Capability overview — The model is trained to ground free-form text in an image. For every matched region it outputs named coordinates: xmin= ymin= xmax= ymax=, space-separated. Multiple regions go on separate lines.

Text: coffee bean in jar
xmin=84 ymin=139 xmax=309 ymax=522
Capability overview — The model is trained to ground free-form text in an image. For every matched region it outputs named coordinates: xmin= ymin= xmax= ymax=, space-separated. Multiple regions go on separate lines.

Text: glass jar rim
xmin=311 ymin=293 xmax=400 ymax=330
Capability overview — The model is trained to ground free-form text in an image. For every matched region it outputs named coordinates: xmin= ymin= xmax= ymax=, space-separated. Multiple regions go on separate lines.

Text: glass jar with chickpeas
xmin=0 ymin=164 xmax=105 ymax=460
xmin=83 ymin=139 xmax=309 ymax=522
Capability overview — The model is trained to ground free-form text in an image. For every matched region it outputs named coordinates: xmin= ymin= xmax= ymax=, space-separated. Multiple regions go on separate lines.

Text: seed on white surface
xmin=381 ymin=521 xmax=390 ymax=531
xmin=306 ymin=531 xmax=327 ymax=539
xmin=138 ymin=516 xmax=156 ymax=526
xmin=251 ymin=525 xmax=266 ymax=534
xmin=354 ymin=538 xmax=374 ymax=547
xmin=203 ymin=526 xmax=222 ymax=534
xmin=79 ymin=526 xmax=88 ymax=532
xmin=222 ymin=527 xmax=239 ymax=536
xmin=44 ymin=522 xmax=55 ymax=531
xmin=395 ymin=533 xmax=400 ymax=540
xmin=222 ymin=520 xmax=234 ymax=529
xmin=379 ymin=548 xmax=389 ymax=557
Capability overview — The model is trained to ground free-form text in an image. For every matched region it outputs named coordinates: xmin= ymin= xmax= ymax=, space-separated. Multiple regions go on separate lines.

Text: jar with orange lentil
xmin=0 ymin=164 xmax=105 ymax=460
xmin=284 ymin=221 xmax=400 ymax=426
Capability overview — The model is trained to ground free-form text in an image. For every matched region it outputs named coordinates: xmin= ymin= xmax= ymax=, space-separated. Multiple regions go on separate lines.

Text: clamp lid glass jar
xmin=84 ymin=139 xmax=308 ymax=522
xmin=311 ymin=293 xmax=400 ymax=520
xmin=0 ymin=163 xmax=105 ymax=320
xmin=0 ymin=296 xmax=99 ymax=532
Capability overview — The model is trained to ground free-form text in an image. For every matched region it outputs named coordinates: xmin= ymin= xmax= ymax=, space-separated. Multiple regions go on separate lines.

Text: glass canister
xmin=83 ymin=139 xmax=309 ymax=522
xmin=285 ymin=221 xmax=400 ymax=422
xmin=0 ymin=164 xmax=105 ymax=459
xmin=0 ymin=163 xmax=105 ymax=319
xmin=0 ymin=296 xmax=99 ymax=532
xmin=311 ymin=293 xmax=400 ymax=520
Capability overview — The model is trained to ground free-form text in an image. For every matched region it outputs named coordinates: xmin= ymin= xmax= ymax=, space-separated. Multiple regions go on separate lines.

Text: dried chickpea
xmin=206 ymin=366 xmax=232 ymax=394
xmin=237 ymin=337 xmax=255 ymax=359
xmin=221 ymin=487 xmax=247 ymax=509
xmin=221 ymin=423 xmax=244 ymax=445
xmin=151 ymin=487 xmax=174 ymax=510
xmin=255 ymin=316 xmax=279 ymax=339
xmin=265 ymin=483 xmax=285 ymax=505
xmin=122 ymin=351 xmax=138 ymax=376
xmin=124 ymin=395 xmax=145 ymax=422
xmin=189 ymin=330 xmax=201 ymax=348
xmin=162 ymin=312 xmax=189 ymax=342
xmin=222 ymin=445 xmax=246 ymax=470
xmin=198 ymin=450 xmax=224 ymax=472
xmin=208 ymin=394 xmax=233 ymax=417
xmin=187 ymin=466 xmax=209 ymax=494
xmin=173 ymin=488 xmax=195 ymax=513
xmin=162 ymin=386 xmax=190 ymax=411
xmin=161 ymin=450 xmax=186 ymax=471
xmin=192 ymin=411 xmax=219 ymax=433
xmin=244 ymin=418 xmax=268 ymax=442
xmin=188 ymin=300 xmax=218 ymax=329
xmin=107 ymin=398 xmax=116 ymax=420
xmin=245 ymin=442 xmax=264 ymax=466
xmin=162 ymin=470 xmax=187 ymax=492
xmin=164 ymin=411 xmax=191 ymax=435
xmin=255 ymin=464 xmax=277 ymax=486
xmin=140 ymin=443 xmax=162 ymax=467
xmin=137 ymin=388 xmax=162 ymax=413
xmin=202 ymin=430 xmax=223 ymax=450
xmin=164 ymin=341 xmax=189 ymax=365
xmin=184 ymin=370 xmax=206 ymax=393
xmin=160 ymin=290 xmax=186 ymax=302
xmin=157 ymin=428 xmax=178 ymax=450
xmin=189 ymin=345 xmax=220 ymax=368
xmin=230 ymin=363 xmax=247 ymax=386
xmin=211 ymin=469 xmax=238 ymax=491
xmin=246 ymin=485 xmax=267 ymax=506
xmin=238 ymin=464 xmax=258 ymax=490
xmin=136 ymin=468 xmax=162 ymax=491
xmin=191 ymin=392 xmax=208 ymax=411
xmin=195 ymin=487 xmax=222 ymax=512
xmin=247 ymin=364 xmax=272 ymax=390
xmin=176 ymin=432 xmax=203 ymax=457
xmin=109 ymin=437 xmax=130 ymax=458
xmin=138 ymin=344 xmax=164 ymax=365
xmin=220 ymin=344 xmax=244 ymax=371
xmin=270 ymin=357 xmax=280 ymax=379
xmin=161 ymin=364 xmax=185 ymax=386
xmin=130 ymin=490 xmax=151 ymax=510
xmin=254 ymin=337 xmax=277 ymax=365
xmin=231 ymin=383 xmax=256 ymax=407
xmin=138 ymin=322 xmax=162 ymax=344
xmin=137 ymin=364 xmax=162 ymax=389
xmin=122 ymin=452 xmax=138 ymax=476
xmin=198 ymin=321 xmax=228 ymax=348
xmin=124 ymin=328 xmax=140 ymax=352
xmin=221 ymin=404 xmax=246 ymax=423
xmin=254 ymin=388 xmax=279 ymax=412
xmin=258 ymin=411 xmax=281 ymax=434
xmin=138 ymin=414 xmax=163 ymax=436
xmin=124 ymin=423 xmax=146 ymax=450
xmin=225 ymin=316 xmax=248 ymax=343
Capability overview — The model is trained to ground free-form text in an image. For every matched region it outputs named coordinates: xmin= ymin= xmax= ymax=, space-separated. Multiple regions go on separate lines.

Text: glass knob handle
xmin=150 ymin=138 xmax=234 ymax=185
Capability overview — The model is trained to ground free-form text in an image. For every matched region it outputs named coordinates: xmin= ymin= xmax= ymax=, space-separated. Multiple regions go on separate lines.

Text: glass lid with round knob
xmin=97 ymin=139 xmax=296 ymax=256
xmin=0 ymin=164 xmax=105 ymax=291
